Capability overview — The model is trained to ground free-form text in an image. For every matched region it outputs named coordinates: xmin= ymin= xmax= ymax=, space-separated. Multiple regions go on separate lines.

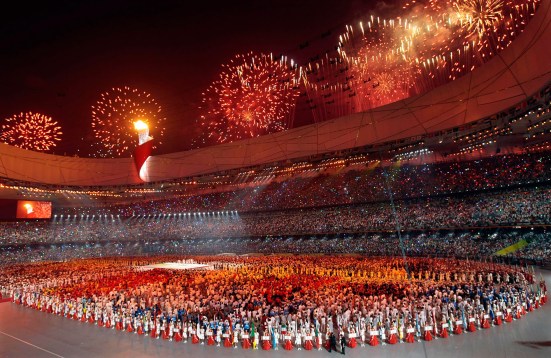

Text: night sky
xmin=0 ymin=0 xmax=396 ymax=156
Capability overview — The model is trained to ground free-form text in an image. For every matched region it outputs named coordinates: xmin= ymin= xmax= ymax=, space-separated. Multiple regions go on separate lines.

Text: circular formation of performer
xmin=1 ymin=255 xmax=546 ymax=352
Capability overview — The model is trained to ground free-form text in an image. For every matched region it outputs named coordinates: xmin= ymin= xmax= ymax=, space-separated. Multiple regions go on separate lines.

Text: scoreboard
xmin=0 ymin=199 xmax=52 ymax=220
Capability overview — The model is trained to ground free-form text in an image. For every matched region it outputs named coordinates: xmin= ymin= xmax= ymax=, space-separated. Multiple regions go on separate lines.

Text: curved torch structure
xmin=133 ymin=120 xmax=153 ymax=181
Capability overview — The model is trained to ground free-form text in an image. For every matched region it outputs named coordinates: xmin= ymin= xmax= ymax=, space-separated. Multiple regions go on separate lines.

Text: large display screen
xmin=16 ymin=200 xmax=52 ymax=219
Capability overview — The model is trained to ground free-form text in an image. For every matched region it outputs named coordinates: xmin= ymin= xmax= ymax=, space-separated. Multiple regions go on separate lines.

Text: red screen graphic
xmin=16 ymin=201 xmax=52 ymax=219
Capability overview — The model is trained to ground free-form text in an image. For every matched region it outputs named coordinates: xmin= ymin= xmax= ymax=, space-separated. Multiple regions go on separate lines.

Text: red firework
xmin=0 ymin=112 xmax=62 ymax=152
xmin=199 ymin=51 xmax=300 ymax=144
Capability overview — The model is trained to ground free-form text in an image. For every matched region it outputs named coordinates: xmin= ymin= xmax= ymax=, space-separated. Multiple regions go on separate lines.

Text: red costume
xmin=439 ymin=324 xmax=448 ymax=338
xmin=481 ymin=317 xmax=490 ymax=329
xmin=505 ymin=312 xmax=513 ymax=323
xmin=284 ymin=337 xmax=293 ymax=350
xmin=242 ymin=337 xmax=251 ymax=349
xmin=207 ymin=335 xmax=216 ymax=346
xmin=423 ymin=329 xmax=433 ymax=341
xmin=387 ymin=331 xmax=398 ymax=344
xmin=467 ymin=319 xmax=476 ymax=332
xmin=453 ymin=322 xmax=463 ymax=335
xmin=369 ymin=334 xmax=379 ymax=346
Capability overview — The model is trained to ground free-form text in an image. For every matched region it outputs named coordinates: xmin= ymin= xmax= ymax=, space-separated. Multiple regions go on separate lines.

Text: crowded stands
xmin=54 ymin=151 xmax=551 ymax=216
xmin=0 ymin=228 xmax=548 ymax=265
xmin=2 ymin=186 xmax=548 ymax=246
xmin=1 ymin=150 xmax=550 ymax=267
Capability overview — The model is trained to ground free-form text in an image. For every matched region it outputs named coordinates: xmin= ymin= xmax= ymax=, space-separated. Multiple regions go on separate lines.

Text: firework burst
xmin=455 ymin=0 xmax=505 ymax=37
xmin=0 ymin=112 xmax=62 ymax=152
xmin=199 ymin=52 xmax=300 ymax=144
xmin=91 ymin=86 xmax=165 ymax=157
xmin=302 ymin=0 xmax=540 ymax=119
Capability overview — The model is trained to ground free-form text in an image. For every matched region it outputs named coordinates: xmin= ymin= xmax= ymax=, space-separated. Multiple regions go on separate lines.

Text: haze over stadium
xmin=0 ymin=0 xmax=551 ymax=357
